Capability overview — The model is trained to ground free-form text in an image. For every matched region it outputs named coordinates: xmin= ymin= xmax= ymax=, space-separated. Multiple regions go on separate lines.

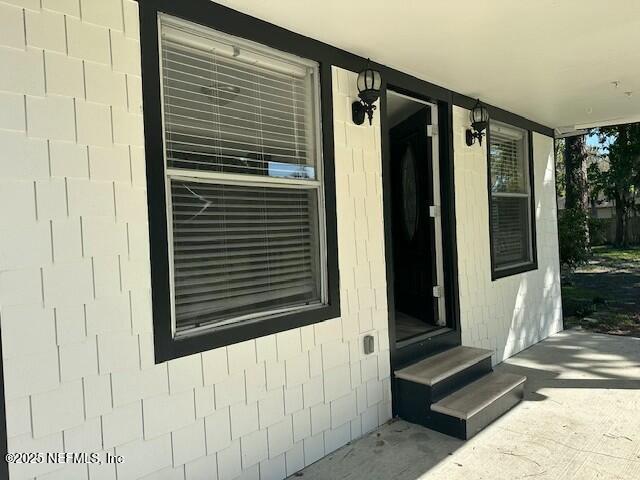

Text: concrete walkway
xmin=296 ymin=330 xmax=640 ymax=480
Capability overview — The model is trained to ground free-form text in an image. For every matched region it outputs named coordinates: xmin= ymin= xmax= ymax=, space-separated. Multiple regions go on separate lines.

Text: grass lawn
xmin=563 ymin=245 xmax=640 ymax=337
xmin=591 ymin=245 xmax=640 ymax=264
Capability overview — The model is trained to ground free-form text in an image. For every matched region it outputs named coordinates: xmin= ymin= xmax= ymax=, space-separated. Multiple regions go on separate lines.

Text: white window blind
xmin=489 ymin=121 xmax=533 ymax=270
xmin=159 ymin=15 xmax=326 ymax=336
xmin=161 ymin=20 xmax=317 ymax=179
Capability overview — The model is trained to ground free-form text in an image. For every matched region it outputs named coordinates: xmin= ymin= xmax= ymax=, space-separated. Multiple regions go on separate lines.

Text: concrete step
xmin=394 ymin=346 xmax=492 ymax=386
xmin=430 ymin=371 xmax=526 ymax=439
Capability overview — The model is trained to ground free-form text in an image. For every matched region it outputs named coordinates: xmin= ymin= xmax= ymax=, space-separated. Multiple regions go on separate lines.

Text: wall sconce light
xmin=352 ymin=60 xmax=381 ymax=125
xmin=465 ymin=98 xmax=489 ymax=146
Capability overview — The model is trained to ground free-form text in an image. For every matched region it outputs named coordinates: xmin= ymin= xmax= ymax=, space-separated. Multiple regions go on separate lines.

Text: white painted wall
xmin=453 ymin=106 xmax=563 ymax=363
xmin=0 ymin=1 xmax=391 ymax=478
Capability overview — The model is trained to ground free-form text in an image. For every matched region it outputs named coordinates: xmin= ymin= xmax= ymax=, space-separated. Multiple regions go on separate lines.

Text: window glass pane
xmin=489 ymin=120 xmax=534 ymax=271
xmin=158 ymin=15 xmax=327 ymax=336
xmin=160 ymin=19 xmax=318 ymax=180
xmin=491 ymin=196 xmax=531 ymax=268
xmin=171 ymin=178 xmax=322 ymax=334
xmin=490 ymin=123 xmax=527 ymax=194
xmin=162 ymin=18 xmax=317 ymax=179
xmin=400 ymin=145 xmax=418 ymax=241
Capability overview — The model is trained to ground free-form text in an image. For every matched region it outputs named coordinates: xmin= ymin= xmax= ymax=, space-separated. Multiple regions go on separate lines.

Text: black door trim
xmin=381 ymin=87 xmax=462 ymax=375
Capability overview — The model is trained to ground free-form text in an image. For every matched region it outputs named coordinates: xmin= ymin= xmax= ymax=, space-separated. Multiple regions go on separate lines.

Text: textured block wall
xmin=453 ymin=106 xmax=563 ymax=363
xmin=0 ymin=0 xmax=391 ymax=478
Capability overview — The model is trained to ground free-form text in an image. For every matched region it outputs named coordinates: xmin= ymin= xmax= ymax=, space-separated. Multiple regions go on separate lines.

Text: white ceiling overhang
xmin=215 ymin=0 xmax=640 ymax=133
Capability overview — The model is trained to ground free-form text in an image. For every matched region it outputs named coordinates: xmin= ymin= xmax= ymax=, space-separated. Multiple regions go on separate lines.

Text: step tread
xmin=431 ymin=372 xmax=526 ymax=420
xmin=394 ymin=346 xmax=492 ymax=386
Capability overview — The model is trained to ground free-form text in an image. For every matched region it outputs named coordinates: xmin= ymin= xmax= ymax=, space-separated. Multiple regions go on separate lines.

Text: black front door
xmin=390 ymin=107 xmax=437 ymax=331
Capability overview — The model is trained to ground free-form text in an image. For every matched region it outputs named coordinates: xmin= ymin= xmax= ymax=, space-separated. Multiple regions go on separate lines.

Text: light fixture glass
xmin=352 ymin=59 xmax=382 ymax=125
xmin=466 ymin=99 xmax=489 ymax=146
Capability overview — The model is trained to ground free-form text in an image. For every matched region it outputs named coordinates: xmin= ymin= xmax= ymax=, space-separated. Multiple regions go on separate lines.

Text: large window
xmin=142 ymin=11 xmax=339 ymax=360
xmin=488 ymin=120 xmax=537 ymax=279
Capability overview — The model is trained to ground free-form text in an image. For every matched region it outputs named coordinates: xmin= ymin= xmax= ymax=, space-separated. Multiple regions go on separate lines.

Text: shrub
xmin=588 ymin=217 xmax=608 ymax=246
xmin=575 ymin=301 xmax=596 ymax=318
xmin=558 ymin=207 xmax=591 ymax=272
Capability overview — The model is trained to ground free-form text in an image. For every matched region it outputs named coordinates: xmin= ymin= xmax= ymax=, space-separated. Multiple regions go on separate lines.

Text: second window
xmin=488 ymin=120 xmax=536 ymax=277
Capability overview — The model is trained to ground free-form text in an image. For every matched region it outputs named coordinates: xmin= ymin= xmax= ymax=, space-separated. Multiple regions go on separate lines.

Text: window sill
xmin=154 ymin=302 xmax=340 ymax=363
xmin=491 ymin=261 xmax=538 ymax=281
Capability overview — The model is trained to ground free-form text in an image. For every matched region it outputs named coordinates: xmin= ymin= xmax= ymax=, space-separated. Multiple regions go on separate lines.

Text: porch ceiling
xmin=215 ymin=0 xmax=640 ymax=133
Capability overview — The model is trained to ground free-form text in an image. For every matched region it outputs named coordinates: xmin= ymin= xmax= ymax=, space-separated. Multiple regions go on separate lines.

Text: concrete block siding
xmin=0 ymin=1 xmax=391 ymax=478
xmin=452 ymin=106 xmax=563 ymax=363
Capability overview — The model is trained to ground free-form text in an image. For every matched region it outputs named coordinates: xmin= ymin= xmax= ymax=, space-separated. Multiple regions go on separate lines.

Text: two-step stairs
xmin=394 ymin=346 xmax=526 ymax=440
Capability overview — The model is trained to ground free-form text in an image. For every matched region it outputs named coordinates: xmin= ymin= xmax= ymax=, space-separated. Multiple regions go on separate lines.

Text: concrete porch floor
xmin=295 ymin=330 xmax=640 ymax=480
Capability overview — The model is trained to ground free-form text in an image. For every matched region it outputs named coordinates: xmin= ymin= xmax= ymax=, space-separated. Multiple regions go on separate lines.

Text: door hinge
xmin=433 ymin=286 xmax=443 ymax=298
xmin=429 ymin=205 xmax=440 ymax=218
xmin=426 ymin=124 xmax=438 ymax=137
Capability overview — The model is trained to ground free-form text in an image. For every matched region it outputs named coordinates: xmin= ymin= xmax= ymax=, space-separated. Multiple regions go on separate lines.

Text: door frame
xmin=380 ymin=84 xmax=462 ymax=373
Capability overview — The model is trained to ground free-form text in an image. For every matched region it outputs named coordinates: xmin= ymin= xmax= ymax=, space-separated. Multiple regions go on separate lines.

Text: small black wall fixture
xmin=352 ymin=60 xmax=381 ymax=125
xmin=465 ymin=98 xmax=489 ymax=146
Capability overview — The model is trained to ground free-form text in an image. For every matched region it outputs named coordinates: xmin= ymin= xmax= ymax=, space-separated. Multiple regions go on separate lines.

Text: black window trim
xmin=486 ymin=119 xmax=539 ymax=281
xmin=139 ymin=2 xmax=340 ymax=363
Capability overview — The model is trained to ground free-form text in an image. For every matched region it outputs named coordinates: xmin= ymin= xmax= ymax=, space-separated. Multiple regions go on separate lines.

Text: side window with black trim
xmin=488 ymin=120 xmax=537 ymax=278
xmin=142 ymin=12 xmax=339 ymax=360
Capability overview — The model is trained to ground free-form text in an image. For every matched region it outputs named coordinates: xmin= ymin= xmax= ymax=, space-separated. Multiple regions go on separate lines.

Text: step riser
xmin=425 ymin=382 xmax=524 ymax=440
xmin=395 ymin=373 xmax=525 ymax=440
xmin=395 ymin=379 xmax=430 ymax=426
xmin=424 ymin=410 xmax=466 ymax=439
xmin=394 ymin=386 xmax=467 ymax=438
xmin=431 ymin=356 xmax=492 ymax=403
xmin=394 ymin=357 xmax=492 ymax=421
xmin=464 ymin=382 xmax=524 ymax=439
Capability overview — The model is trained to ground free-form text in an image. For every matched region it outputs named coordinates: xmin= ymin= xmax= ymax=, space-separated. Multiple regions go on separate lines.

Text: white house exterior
xmin=1 ymin=0 xmax=636 ymax=479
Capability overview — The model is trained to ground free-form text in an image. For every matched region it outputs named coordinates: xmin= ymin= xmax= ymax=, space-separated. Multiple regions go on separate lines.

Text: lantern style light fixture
xmin=465 ymin=98 xmax=490 ymax=146
xmin=352 ymin=60 xmax=382 ymax=125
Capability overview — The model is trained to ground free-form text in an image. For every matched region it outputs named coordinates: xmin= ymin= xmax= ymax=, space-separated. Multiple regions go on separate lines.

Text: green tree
xmin=564 ymin=135 xmax=589 ymax=211
xmin=555 ymin=138 xmax=566 ymax=197
xmin=557 ymin=134 xmax=591 ymax=272
xmin=588 ymin=123 xmax=640 ymax=246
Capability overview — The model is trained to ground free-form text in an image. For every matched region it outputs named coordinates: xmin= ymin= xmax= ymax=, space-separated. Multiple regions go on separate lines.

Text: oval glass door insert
xmin=400 ymin=145 xmax=418 ymax=240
